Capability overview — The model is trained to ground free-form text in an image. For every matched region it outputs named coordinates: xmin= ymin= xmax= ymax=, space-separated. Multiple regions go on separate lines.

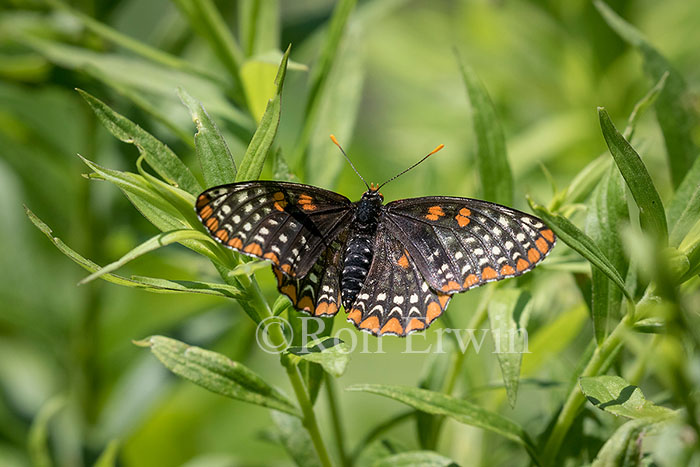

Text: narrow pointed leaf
xmin=178 ymin=88 xmax=237 ymax=186
xmin=269 ymin=411 xmax=321 ymax=467
xmin=585 ymin=167 xmax=629 ymax=344
xmin=599 ymin=108 xmax=668 ymax=243
xmin=488 ymin=289 xmax=529 ymax=407
xmin=284 ymin=338 xmax=350 ymax=378
xmin=137 ymin=336 xmax=299 ymax=416
xmin=93 ymin=440 xmax=120 ymax=467
xmin=373 ymin=451 xmax=458 ymax=467
xmin=528 ymin=198 xmax=632 ymax=300
xmin=459 ymin=58 xmax=513 ymax=205
xmin=79 ymin=229 xmax=216 ymax=285
xmin=346 ymin=385 xmax=538 ymax=462
xmin=77 ymin=89 xmax=201 ymax=194
xmin=28 ymin=397 xmax=66 ymax=467
xmin=580 ymin=375 xmax=677 ymax=421
xmin=236 ymin=46 xmax=290 ymax=181
xmin=595 ymin=1 xmax=699 ymax=188
xmin=667 ymin=154 xmax=700 ymax=247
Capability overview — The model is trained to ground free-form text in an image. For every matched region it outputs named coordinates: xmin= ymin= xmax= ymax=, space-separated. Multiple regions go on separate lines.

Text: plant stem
xmin=235 ymin=273 xmax=333 ymax=467
xmin=326 ymin=373 xmax=349 ymax=467
xmin=541 ymin=312 xmax=632 ymax=466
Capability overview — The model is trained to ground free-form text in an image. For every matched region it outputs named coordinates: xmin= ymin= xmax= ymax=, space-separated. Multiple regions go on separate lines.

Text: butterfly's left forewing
xmin=384 ymin=197 xmax=555 ymax=294
xmin=196 ymin=181 xmax=353 ymax=277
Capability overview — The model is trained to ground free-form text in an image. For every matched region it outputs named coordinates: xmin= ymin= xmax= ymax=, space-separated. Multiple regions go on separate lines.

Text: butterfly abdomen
xmin=340 ymin=192 xmax=384 ymax=307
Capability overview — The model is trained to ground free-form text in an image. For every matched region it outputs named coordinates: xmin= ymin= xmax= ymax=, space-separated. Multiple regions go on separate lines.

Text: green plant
xmin=2 ymin=1 xmax=700 ymax=466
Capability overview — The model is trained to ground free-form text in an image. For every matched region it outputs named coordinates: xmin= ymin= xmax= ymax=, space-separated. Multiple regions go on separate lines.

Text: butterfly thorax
xmin=340 ymin=190 xmax=384 ymax=308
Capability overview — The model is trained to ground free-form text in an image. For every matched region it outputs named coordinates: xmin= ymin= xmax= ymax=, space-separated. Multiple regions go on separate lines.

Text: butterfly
xmin=196 ymin=137 xmax=555 ymax=336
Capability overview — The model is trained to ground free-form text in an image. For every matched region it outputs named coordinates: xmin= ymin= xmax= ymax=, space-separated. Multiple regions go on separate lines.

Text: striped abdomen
xmin=341 ymin=232 xmax=374 ymax=308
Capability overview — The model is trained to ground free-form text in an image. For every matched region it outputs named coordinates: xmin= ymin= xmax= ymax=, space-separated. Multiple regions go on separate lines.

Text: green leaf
xmin=591 ymin=419 xmax=649 ymax=467
xmin=93 ymin=439 xmax=120 ymax=467
xmin=293 ymin=0 xmax=358 ymax=170
xmin=173 ymin=0 xmax=245 ymax=105
xmin=77 ymin=89 xmax=201 ymax=194
xmin=528 ymin=197 xmax=632 ymax=300
xmin=632 ymin=317 xmax=666 ymax=334
xmin=305 ymin=24 xmax=365 ymax=188
xmin=459 ymin=58 xmax=513 ymax=206
xmin=239 ymin=0 xmax=280 ymax=58
xmin=557 ymin=155 xmax=611 ymax=209
xmin=26 ymin=206 xmax=242 ymax=297
xmin=488 ymin=289 xmax=530 ymax=407
xmin=599 ymin=108 xmax=668 ymax=243
xmin=622 ymin=71 xmax=669 ymax=140
xmin=28 ymin=396 xmax=66 ymax=467
xmin=241 ymin=59 xmax=280 ymax=123
xmin=579 ymin=375 xmax=678 ymax=421
xmin=284 ymin=338 xmax=350 ymax=378
xmin=136 ymin=336 xmax=299 ymax=416
xmin=346 ymin=385 xmax=538 ymax=463
xmin=595 ymin=1 xmax=699 ymax=189
xmin=235 ymin=45 xmax=290 ymax=182
xmin=269 ymin=411 xmax=321 ymax=467
xmin=667 ymin=154 xmax=700 ymax=247
xmin=79 ymin=229 xmax=216 ymax=285
xmin=585 ymin=167 xmax=629 ymax=344
xmin=178 ymin=88 xmax=237 ymax=187
xmin=372 ymin=451 xmax=458 ymax=467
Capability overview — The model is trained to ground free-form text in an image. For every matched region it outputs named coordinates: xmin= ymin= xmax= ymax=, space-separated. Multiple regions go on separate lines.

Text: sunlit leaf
xmin=136 ymin=336 xmax=299 ymax=416
xmin=579 ymin=375 xmax=678 ymax=420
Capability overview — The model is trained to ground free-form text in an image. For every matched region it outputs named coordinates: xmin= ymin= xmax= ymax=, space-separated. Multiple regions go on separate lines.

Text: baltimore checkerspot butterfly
xmin=196 ymin=136 xmax=555 ymax=336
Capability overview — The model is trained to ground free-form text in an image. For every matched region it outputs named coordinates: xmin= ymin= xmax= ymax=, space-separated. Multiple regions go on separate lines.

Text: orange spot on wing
xmin=360 ymin=316 xmax=380 ymax=332
xmin=298 ymin=296 xmax=314 ymax=313
xmin=541 ymin=229 xmax=554 ymax=242
xmin=273 ymin=267 xmax=284 ymax=284
xmin=347 ymin=309 xmax=362 ymax=324
xmin=228 ymin=237 xmax=243 ymax=249
xmin=536 ymin=237 xmax=549 ymax=254
xmin=456 ymin=214 xmax=470 ymax=227
xmin=500 ymin=264 xmax=515 ymax=276
xmin=463 ymin=274 xmax=479 ymax=288
xmin=528 ymin=248 xmax=541 ymax=263
xmin=481 ymin=266 xmax=498 ymax=280
xmin=301 ymin=203 xmax=317 ymax=211
xmin=199 ymin=205 xmax=213 ymax=219
xmin=274 ymin=201 xmax=287 ymax=211
xmin=426 ymin=205 xmax=445 ymax=221
xmin=379 ymin=318 xmax=403 ymax=335
xmin=281 ymin=284 xmax=297 ymax=303
xmin=264 ymin=252 xmax=279 ymax=265
xmin=437 ymin=292 xmax=450 ymax=308
xmin=205 ymin=217 xmax=219 ymax=231
xmin=215 ymin=229 xmax=229 ymax=242
xmin=441 ymin=280 xmax=461 ymax=292
xmin=516 ymin=258 xmax=529 ymax=271
xmin=244 ymin=243 xmax=263 ymax=256
xmin=406 ymin=318 xmax=425 ymax=332
xmin=459 ymin=207 xmax=471 ymax=217
xmin=280 ymin=264 xmax=292 ymax=274
xmin=426 ymin=302 xmax=442 ymax=324
xmin=273 ymin=191 xmax=285 ymax=201
xmin=196 ymin=194 xmax=211 ymax=208
xmin=397 ymin=254 xmax=410 ymax=269
xmin=315 ymin=302 xmax=338 ymax=316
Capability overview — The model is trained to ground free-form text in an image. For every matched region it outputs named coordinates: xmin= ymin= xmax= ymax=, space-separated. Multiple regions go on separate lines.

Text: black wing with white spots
xmin=196 ymin=181 xmax=353 ymax=277
xmin=345 ymin=224 xmax=450 ymax=336
xmin=385 ymin=197 xmax=556 ymax=295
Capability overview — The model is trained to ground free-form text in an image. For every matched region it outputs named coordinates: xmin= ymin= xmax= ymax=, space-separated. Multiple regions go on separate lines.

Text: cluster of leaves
xmin=2 ymin=0 xmax=700 ymax=466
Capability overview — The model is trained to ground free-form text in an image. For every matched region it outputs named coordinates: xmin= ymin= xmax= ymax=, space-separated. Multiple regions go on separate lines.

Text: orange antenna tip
xmin=330 ymin=134 xmax=340 ymax=145
xmin=428 ymin=144 xmax=445 ymax=156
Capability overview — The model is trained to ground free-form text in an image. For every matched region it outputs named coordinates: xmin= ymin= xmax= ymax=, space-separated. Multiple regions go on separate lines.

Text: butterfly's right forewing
xmin=197 ymin=181 xmax=353 ymax=277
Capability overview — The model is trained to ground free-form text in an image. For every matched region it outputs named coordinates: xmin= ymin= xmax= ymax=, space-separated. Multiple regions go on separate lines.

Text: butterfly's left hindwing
xmin=196 ymin=181 xmax=353 ymax=277
xmin=384 ymin=197 xmax=556 ymax=295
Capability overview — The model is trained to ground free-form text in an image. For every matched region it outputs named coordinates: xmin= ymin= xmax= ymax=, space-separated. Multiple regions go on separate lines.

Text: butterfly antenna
xmin=377 ymin=143 xmax=445 ymax=190
xmin=330 ymin=134 xmax=370 ymax=190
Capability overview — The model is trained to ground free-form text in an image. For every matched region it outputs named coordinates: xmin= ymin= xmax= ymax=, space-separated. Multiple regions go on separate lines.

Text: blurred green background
xmin=1 ymin=0 xmax=699 ymax=466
